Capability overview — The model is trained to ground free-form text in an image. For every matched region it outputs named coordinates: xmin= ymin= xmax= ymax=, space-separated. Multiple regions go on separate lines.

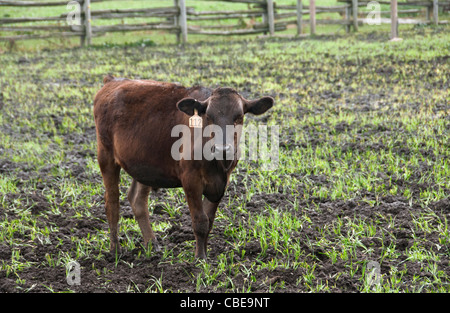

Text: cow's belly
xmin=112 ymin=130 xmax=182 ymax=188
xmin=121 ymin=162 xmax=182 ymax=189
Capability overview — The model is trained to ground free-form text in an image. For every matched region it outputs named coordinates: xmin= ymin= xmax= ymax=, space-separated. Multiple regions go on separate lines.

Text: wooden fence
xmin=0 ymin=0 xmax=448 ymax=45
xmin=337 ymin=0 xmax=449 ymax=39
xmin=0 ymin=0 xmax=185 ymax=46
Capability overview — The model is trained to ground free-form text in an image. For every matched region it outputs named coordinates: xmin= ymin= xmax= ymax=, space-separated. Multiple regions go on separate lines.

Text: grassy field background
xmin=0 ymin=0 xmax=450 ymax=293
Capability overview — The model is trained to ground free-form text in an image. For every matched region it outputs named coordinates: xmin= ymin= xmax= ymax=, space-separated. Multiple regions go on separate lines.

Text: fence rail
xmin=338 ymin=0 xmax=449 ymax=38
xmin=0 ymin=0 xmax=449 ymax=45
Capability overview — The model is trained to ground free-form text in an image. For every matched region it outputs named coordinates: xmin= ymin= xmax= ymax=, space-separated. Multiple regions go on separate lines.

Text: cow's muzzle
xmin=212 ymin=143 xmax=234 ymax=160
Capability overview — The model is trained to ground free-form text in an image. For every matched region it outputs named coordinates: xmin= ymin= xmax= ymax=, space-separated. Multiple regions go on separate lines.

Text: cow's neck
xmin=202 ymin=159 xmax=235 ymax=203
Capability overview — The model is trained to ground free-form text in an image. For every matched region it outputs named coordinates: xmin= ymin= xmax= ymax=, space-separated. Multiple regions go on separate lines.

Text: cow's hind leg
xmin=98 ymin=147 xmax=121 ymax=253
xmin=127 ymin=179 xmax=160 ymax=251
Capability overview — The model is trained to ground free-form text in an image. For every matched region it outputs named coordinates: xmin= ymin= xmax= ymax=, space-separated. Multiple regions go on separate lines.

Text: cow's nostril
xmin=214 ymin=144 xmax=232 ymax=153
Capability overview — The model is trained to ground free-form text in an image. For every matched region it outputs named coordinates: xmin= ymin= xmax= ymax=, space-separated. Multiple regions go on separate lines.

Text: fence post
xmin=81 ymin=0 xmax=92 ymax=46
xmin=310 ymin=0 xmax=316 ymax=35
xmin=390 ymin=0 xmax=398 ymax=39
xmin=296 ymin=0 xmax=303 ymax=35
xmin=345 ymin=4 xmax=351 ymax=33
xmin=352 ymin=0 xmax=358 ymax=31
xmin=173 ymin=0 xmax=180 ymax=43
xmin=80 ymin=0 xmax=85 ymax=46
xmin=267 ymin=0 xmax=275 ymax=36
xmin=432 ymin=0 xmax=439 ymax=25
xmin=176 ymin=0 xmax=187 ymax=44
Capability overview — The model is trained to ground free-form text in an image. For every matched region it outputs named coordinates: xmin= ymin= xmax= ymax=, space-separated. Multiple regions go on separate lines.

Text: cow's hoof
xmin=195 ymin=253 xmax=207 ymax=261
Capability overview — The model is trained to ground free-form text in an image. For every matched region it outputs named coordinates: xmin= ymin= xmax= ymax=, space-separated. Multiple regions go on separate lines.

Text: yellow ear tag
xmin=189 ymin=108 xmax=203 ymax=128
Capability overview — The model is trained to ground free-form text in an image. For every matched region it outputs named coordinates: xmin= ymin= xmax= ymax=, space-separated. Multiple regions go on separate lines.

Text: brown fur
xmin=94 ymin=75 xmax=273 ymax=259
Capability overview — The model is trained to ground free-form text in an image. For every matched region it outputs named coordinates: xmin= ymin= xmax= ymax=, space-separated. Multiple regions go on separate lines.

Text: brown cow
xmin=93 ymin=75 xmax=274 ymax=259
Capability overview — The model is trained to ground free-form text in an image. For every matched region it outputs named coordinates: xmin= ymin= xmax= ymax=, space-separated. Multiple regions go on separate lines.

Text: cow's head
xmin=177 ymin=87 xmax=274 ymax=160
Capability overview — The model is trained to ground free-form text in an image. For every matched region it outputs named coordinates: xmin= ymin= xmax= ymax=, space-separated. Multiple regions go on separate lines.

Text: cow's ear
xmin=176 ymin=98 xmax=208 ymax=116
xmin=244 ymin=96 xmax=274 ymax=115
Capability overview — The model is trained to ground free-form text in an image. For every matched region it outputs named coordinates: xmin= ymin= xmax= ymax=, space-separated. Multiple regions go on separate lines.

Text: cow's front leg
xmin=203 ymin=197 xmax=220 ymax=254
xmin=183 ymin=182 xmax=209 ymax=259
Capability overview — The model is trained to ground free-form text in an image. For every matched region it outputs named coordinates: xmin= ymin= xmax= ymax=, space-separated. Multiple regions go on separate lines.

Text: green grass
xmin=0 ymin=1 xmax=449 ymax=293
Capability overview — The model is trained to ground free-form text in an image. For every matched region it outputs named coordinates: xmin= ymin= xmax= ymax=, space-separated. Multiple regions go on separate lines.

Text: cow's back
xmin=93 ymin=77 xmax=209 ymax=188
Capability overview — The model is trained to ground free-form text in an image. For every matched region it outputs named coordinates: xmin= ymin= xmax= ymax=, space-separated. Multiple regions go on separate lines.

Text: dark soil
xmin=1 ymin=34 xmax=449 ymax=293
xmin=1 ymin=153 xmax=449 ymax=292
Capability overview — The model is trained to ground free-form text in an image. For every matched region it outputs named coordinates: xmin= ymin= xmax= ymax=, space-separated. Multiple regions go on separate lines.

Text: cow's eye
xmin=234 ymin=116 xmax=244 ymax=124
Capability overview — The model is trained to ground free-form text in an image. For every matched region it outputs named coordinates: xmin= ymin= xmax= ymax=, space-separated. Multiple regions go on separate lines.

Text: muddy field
xmin=1 ymin=29 xmax=449 ymax=293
